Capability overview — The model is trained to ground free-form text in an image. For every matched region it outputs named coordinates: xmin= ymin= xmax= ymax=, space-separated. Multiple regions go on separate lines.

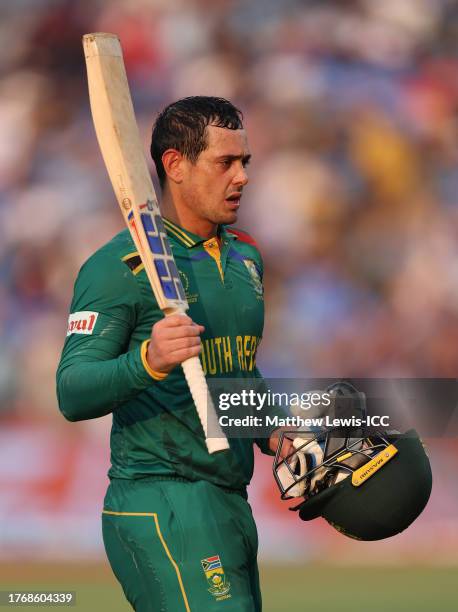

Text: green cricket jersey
xmin=57 ymin=219 xmax=280 ymax=492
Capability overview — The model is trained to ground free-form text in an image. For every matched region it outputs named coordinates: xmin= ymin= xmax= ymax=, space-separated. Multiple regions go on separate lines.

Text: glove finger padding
xmin=276 ymin=437 xmax=324 ymax=498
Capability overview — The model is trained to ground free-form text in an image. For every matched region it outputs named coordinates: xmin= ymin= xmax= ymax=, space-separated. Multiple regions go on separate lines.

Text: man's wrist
xmin=140 ymin=340 xmax=168 ymax=381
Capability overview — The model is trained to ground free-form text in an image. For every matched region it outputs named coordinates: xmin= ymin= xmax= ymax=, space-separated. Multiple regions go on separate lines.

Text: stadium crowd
xmin=1 ymin=0 xmax=458 ymax=418
xmin=1 ymin=0 xmax=457 ymax=566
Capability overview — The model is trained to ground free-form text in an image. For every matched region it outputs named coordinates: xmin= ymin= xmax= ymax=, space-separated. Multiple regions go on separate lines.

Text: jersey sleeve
xmin=226 ymin=229 xmax=276 ymax=453
xmin=56 ymin=252 xmax=155 ymax=422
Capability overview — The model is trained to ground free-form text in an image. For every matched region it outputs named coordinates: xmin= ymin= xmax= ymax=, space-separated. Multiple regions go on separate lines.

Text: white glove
xmin=276 ymin=437 xmax=324 ymax=497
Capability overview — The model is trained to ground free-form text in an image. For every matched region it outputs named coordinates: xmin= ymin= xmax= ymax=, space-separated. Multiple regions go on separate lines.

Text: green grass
xmin=261 ymin=565 xmax=457 ymax=611
xmin=1 ymin=563 xmax=456 ymax=611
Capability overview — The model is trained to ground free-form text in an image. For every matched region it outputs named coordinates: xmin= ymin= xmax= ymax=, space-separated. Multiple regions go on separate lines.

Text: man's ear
xmin=162 ymin=149 xmax=185 ymax=184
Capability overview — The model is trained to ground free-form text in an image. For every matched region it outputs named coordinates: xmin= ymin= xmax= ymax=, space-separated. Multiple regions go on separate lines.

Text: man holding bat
xmin=57 ymin=96 xmax=285 ymax=611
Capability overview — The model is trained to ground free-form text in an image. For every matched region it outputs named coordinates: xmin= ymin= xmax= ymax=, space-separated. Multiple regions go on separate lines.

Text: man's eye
xmin=221 ymin=159 xmax=231 ymax=167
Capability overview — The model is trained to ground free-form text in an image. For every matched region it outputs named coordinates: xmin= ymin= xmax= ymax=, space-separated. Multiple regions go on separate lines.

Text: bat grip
xmin=181 ymin=356 xmax=230 ymax=453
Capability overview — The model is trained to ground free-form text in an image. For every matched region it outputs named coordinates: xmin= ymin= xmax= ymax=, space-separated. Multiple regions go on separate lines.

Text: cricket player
xmin=57 ymin=96 xmax=285 ymax=611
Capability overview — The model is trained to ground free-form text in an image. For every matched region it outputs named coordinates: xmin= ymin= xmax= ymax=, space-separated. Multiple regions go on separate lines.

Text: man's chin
xmin=219 ymin=211 xmax=238 ymax=226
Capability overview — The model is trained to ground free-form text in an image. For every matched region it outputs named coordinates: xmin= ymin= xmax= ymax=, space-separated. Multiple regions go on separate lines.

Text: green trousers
xmin=102 ymin=478 xmax=261 ymax=611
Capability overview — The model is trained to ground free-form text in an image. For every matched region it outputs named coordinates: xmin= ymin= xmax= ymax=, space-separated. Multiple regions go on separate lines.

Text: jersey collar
xmin=163 ymin=218 xmax=238 ymax=248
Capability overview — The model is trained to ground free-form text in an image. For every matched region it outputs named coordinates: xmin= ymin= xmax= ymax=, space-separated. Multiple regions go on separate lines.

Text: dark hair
xmin=151 ymin=96 xmax=243 ymax=188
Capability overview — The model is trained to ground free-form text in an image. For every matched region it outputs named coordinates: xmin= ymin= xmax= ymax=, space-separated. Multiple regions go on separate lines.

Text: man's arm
xmin=56 ymin=252 xmax=155 ymax=421
xmin=250 ymin=366 xmax=289 ymax=455
xmin=57 ymin=252 xmax=204 ymax=422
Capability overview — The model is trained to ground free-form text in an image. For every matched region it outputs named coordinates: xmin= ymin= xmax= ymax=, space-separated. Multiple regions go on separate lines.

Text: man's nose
xmin=233 ymin=163 xmax=249 ymax=187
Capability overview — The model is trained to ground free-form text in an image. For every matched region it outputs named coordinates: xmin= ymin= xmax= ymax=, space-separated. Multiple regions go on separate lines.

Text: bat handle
xmin=181 ymin=356 xmax=230 ymax=453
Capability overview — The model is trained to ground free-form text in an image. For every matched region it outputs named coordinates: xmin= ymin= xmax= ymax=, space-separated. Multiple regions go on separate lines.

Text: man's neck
xmin=160 ymin=189 xmax=218 ymax=239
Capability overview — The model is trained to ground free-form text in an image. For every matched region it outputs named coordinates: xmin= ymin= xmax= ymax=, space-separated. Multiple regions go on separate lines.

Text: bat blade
xmin=83 ymin=32 xmax=229 ymax=453
xmin=82 ymin=32 xmax=182 ymax=311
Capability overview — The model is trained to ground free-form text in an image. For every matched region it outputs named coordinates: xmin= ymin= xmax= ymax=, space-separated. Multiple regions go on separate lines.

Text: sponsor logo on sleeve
xmin=66 ymin=311 xmax=99 ymax=336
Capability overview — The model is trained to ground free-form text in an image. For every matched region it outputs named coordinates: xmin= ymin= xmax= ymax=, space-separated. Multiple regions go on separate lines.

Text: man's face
xmin=180 ymin=125 xmax=251 ymax=227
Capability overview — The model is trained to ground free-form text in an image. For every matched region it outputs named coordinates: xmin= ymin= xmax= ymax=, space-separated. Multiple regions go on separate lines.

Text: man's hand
xmin=147 ymin=314 xmax=205 ymax=374
xmin=268 ymin=427 xmax=294 ymax=458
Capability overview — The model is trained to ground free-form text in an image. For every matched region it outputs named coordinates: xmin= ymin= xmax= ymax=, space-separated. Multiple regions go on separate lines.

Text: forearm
xmin=252 ymin=367 xmax=288 ymax=455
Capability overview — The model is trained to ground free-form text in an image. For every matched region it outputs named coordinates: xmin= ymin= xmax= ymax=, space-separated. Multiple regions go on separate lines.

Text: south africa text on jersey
xmin=200 ymin=335 xmax=261 ymax=375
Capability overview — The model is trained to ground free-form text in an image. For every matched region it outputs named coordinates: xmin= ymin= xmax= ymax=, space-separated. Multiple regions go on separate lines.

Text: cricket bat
xmin=82 ymin=32 xmax=229 ymax=453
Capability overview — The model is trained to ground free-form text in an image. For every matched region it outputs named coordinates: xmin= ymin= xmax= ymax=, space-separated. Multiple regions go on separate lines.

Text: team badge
xmin=201 ymin=555 xmax=231 ymax=600
xmin=243 ymin=259 xmax=263 ymax=299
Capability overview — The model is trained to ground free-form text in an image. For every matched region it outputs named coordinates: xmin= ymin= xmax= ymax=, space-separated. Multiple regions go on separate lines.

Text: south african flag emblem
xmin=201 ymin=555 xmax=231 ymax=599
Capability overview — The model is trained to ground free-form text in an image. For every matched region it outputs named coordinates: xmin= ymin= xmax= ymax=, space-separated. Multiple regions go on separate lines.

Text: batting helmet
xmin=273 ymin=382 xmax=432 ymax=540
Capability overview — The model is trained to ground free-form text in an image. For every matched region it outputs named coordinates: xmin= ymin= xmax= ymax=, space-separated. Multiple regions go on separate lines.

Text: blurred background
xmin=1 ymin=0 xmax=458 ymax=610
